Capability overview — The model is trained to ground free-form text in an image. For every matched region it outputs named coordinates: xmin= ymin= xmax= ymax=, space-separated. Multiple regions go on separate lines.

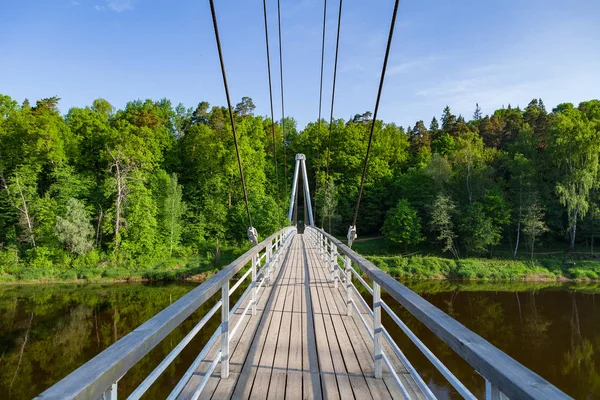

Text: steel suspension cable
xmin=351 ymin=0 xmax=401 ymax=229
xmin=314 ymin=0 xmax=327 ymax=223
xmin=277 ymin=0 xmax=287 ymax=201
xmin=262 ymin=0 xmax=281 ymax=227
xmin=322 ymin=0 xmax=343 ymax=229
xmin=208 ymin=0 xmax=253 ymax=229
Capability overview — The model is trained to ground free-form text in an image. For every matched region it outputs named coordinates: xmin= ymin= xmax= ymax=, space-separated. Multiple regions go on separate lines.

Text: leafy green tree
xmin=549 ymin=104 xmax=600 ymax=251
xmin=459 ymin=202 xmax=502 ymax=255
xmin=382 ymin=199 xmax=423 ymax=246
xmin=235 ymin=97 xmax=256 ymax=116
xmin=54 ymin=198 xmax=94 ymax=255
xmin=315 ymin=177 xmax=338 ymax=233
xmin=428 ymin=194 xmax=459 ymax=258
xmin=522 ymin=201 xmax=549 ymax=259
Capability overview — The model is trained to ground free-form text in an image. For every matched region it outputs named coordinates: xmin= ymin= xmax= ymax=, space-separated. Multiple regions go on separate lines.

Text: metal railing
xmin=37 ymin=227 xmax=296 ymax=400
xmin=306 ymin=226 xmax=570 ymax=400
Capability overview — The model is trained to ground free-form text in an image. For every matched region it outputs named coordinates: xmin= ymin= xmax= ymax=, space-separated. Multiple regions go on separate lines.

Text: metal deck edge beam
xmin=307 ymin=226 xmax=571 ymax=400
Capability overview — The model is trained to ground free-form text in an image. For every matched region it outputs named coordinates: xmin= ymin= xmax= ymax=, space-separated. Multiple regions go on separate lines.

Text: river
xmin=0 ymin=281 xmax=598 ymax=399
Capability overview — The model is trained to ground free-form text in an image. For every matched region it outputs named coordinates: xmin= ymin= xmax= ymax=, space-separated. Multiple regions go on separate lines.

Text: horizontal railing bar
xmin=230 ymin=284 xmax=252 ymax=318
xmin=166 ymin=326 xmax=221 ymax=400
xmin=256 ymin=260 xmax=271 ymax=279
xmin=229 ymin=267 xmax=252 ymax=296
xmin=351 ymin=299 xmax=374 ymax=340
xmin=37 ymin=227 xmax=294 ymax=400
xmin=350 ymin=266 xmax=373 ymax=295
xmin=308 ymin=226 xmax=570 ymax=400
xmin=382 ymin=352 xmax=412 ymax=400
xmin=127 ymin=299 xmax=222 ymax=400
xmin=351 ymin=284 xmax=374 ymax=317
xmin=256 ymin=275 xmax=267 ymax=292
xmin=189 ymin=350 xmax=222 ymax=400
xmin=381 ymin=328 xmax=437 ymax=400
xmin=230 ymin=298 xmax=254 ymax=340
xmin=381 ymin=300 xmax=476 ymax=400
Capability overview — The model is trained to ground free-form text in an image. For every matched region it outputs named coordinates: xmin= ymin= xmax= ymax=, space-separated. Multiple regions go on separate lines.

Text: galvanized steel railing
xmin=37 ymin=227 xmax=296 ymax=400
xmin=306 ymin=226 xmax=570 ymax=400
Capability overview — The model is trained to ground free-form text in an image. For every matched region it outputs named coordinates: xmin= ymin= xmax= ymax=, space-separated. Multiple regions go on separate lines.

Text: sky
xmin=1 ymin=0 xmax=600 ymax=130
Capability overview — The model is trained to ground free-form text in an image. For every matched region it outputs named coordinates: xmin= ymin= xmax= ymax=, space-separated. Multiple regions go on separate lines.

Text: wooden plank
xmin=301 ymin=236 xmax=323 ymax=400
xmin=285 ymin=240 xmax=303 ymax=400
xmin=248 ymin=237 xmax=296 ymax=400
xmin=320 ymin=259 xmax=392 ymax=400
xmin=184 ymin=259 xmax=281 ymax=399
xmin=230 ymin=240 xmax=295 ymax=399
xmin=304 ymin=237 xmax=341 ymax=400
xmin=266 ymin=238 xmax=297 ymax=399
xmin=205 ymin=253 xmax=283 ymax=399
xmin=309 ymin=244 xmax=372 ymax=400
xmin=328 ymin=278 xmax=394 ymax=400
xmin=330 ymin=274 xmax=425 ymax=399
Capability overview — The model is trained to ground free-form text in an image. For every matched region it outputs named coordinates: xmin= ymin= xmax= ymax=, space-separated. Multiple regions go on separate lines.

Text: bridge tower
xmin=288 ymin=154 xmax=314 ymax=227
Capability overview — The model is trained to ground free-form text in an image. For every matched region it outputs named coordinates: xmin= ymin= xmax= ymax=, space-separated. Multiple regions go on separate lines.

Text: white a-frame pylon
xmin=288 ymin=154 xmax=314 ymax=226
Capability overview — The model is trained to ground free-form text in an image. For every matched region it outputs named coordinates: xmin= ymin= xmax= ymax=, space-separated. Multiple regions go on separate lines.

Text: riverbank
xmin=352 ymin=237 xmax=600 ymax=282
xmin=0 ymin=247 xmax=244 ymax=284
xmin=3 ymin=238 xmax=599 ymax=284
xmin=366 ymin=254 xmax=600 ymax=281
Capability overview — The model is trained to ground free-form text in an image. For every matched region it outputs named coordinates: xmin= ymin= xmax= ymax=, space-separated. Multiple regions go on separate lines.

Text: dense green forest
xmin=1 ymin=93 xmax=600 ymax=281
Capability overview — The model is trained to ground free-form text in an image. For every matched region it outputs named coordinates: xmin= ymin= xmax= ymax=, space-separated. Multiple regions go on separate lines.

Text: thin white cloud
xmin=387 ymin=55 xmax=440 ymax=76
xmin=94 ymin=5 xmax=104 ymax=11
xmin=106 ymin=0 xmax=136 ymax=12
xmin=71 ymin=1 xmax=80 ymax=6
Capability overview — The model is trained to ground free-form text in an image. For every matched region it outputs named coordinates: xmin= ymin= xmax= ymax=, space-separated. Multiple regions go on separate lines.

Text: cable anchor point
xmin=347 ymin=225 xmax=357 ymax=247
xmin=248 ymin=227 xmax=259 ymax=246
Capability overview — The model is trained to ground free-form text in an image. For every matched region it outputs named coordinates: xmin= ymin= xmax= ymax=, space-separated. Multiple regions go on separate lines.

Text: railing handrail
xmin=37 ymin=227 xmax=294 ymax=400
xmin=307 ymin=226 xmax=570 ymax=400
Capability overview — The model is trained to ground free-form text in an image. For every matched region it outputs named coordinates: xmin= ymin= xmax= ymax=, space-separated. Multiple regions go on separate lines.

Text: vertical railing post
xmin=221 ymin=281 xmax=230 ymax=378
xmin=320 ymin=234 xmax=324 ymax=261
xmin=251 ymin=254 xmax=257 ymax=315
xmin=332 ymin=246 xmax=338 ymax=288
xmin=100 ymin=382 xmax=117 ymax=400
xmin=485 ymin=379 xmax=506 ymax=400
xmin=373 ymin=282 xmax=382 ymax=379
xmin=345 ymin=255 xmax=352 ymax=316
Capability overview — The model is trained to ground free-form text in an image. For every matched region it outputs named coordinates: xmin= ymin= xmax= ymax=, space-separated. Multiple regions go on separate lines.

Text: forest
xmin=1 ymin=93 xmax=600 ymax=281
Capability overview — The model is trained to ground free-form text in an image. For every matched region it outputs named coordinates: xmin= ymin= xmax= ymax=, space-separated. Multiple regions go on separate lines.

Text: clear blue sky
xmin=1 ymin=0 xmax=599 ymax=129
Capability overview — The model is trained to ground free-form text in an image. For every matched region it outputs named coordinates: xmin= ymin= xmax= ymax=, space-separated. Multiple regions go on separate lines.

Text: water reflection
xmin=0 ymin=281 xmax=598 ymax=399
xmin=389 ymin=281 xmax=600 ymax=399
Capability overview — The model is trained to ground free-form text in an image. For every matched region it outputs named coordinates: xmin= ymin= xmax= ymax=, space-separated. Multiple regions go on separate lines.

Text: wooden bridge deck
xmin=180 ymin=234 xmax=425 ymax=400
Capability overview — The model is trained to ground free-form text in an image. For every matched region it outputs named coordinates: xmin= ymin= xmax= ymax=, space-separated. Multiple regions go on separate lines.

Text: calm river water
xmin=0 ymin=281 xmax=598 ymax=399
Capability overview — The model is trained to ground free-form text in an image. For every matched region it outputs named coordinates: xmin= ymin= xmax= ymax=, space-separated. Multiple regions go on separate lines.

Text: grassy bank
xmin=351 ymin=237 xmax=600 ymax=281
xmin=0 ymin=246 xmax=246 ymax=284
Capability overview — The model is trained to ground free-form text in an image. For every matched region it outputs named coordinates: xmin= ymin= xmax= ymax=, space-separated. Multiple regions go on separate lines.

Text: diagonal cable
xmin=263 ymin=0 xmax=281 ymax=227
xmin=208 ymin=0 xmax=253 ymax=229
xmin=352 ymin=0 xmax=401 ymax=230
xmin=322 ymin=0 xmax=343 ymax=229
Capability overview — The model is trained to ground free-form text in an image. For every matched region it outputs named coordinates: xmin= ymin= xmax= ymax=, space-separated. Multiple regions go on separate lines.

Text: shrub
xmin=27 ymin=246 xmax=54 ymax=270
xmin=76 ymin=268 xmax=103 ymax=280
xmin=19 ymin=268 xmax=55 ymax=281
xmin=0 ymin=246 xmax=20 ymax=275
xmin=59 ymin=270 xmax=78 ymax=281
xmin=102 ymin=268 xmax=131 ymax=279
